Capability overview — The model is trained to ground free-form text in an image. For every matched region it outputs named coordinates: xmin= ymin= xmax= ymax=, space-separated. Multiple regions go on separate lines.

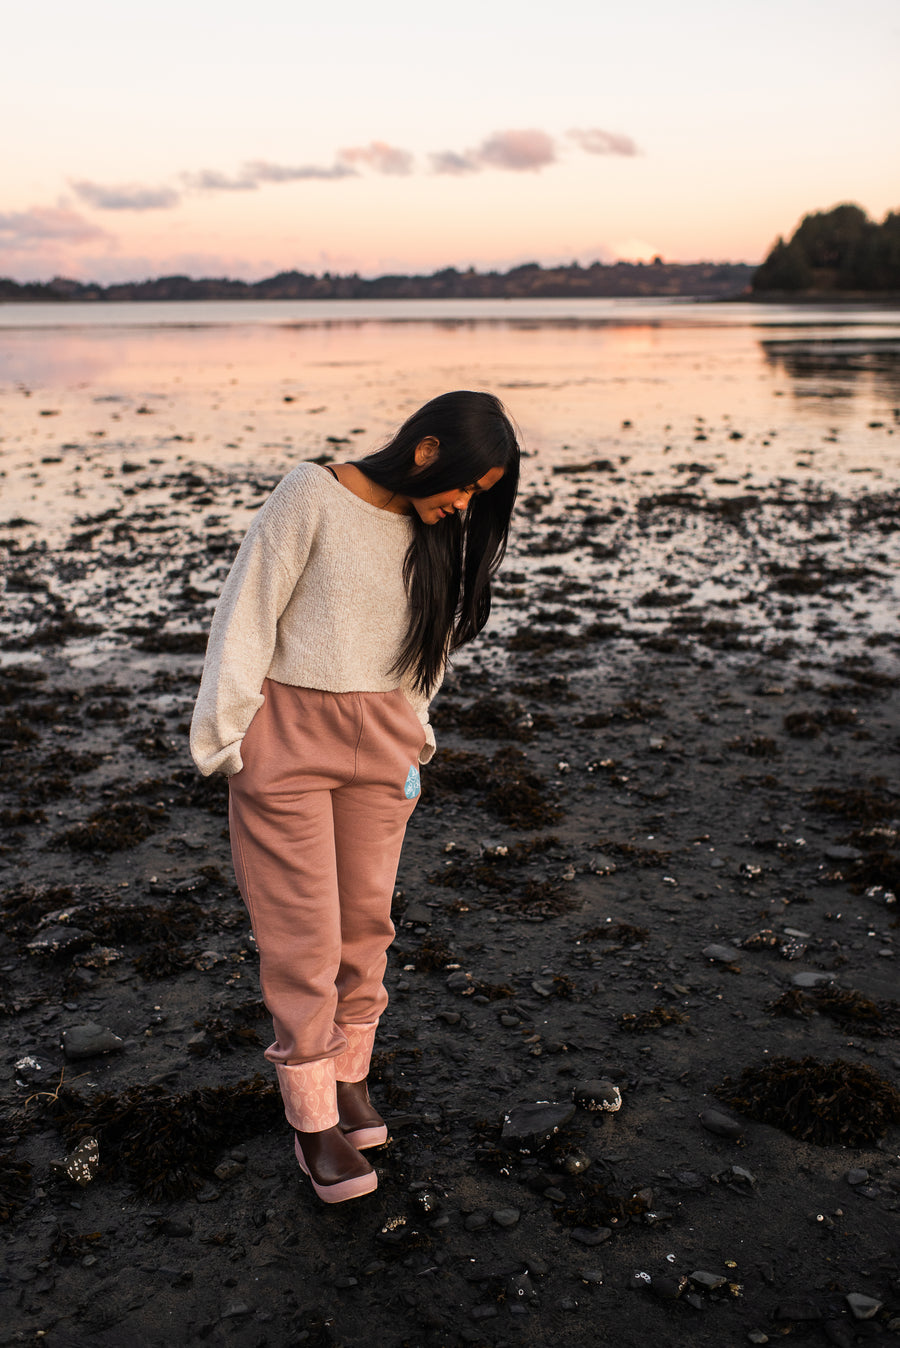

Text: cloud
xmin=568 ymin=127 xmax=639 ymax=157
xmin=0 ymin=205 xmax=111 ymax=251
xmin=429 ymin=150 xmax=480 ymax=176
xmin=338 ymin=141 xmax=415 ymax=176
xmin=246 ymin=160 xmax=357 ymax=183
xmin=182 ymin=161 xmax=357 ymax=194
xmin=71 ymin=180 xmax=181 ymax=211
xmin=182 ymin=169 xmax=258 ymax=192
xmin=430 ymin=129 xmax=557 ymax=175
xmin=475 ymin=129 xmax=556 ymax=172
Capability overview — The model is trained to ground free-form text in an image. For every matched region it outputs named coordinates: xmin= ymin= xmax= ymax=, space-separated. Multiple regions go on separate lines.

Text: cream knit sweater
xmin=190 ymin=462 xmax=438 ymax=777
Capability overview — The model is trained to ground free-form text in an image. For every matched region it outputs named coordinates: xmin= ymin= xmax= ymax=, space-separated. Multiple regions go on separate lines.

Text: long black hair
xmin=359 ymin=390 xmax=520 ymax=694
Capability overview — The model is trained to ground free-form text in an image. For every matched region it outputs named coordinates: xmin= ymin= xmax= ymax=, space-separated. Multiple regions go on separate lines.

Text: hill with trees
xmin=0 ymin=259 xmax=754 ymax=304
xmin=752 ymin=203 xmax=900 ymax=296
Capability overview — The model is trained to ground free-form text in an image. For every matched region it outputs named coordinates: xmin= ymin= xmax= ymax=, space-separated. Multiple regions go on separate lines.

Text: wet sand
xmin=1 ymin=352 xmax=900 ymax=1345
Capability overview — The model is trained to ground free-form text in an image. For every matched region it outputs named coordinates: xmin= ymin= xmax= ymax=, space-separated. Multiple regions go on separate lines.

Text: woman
xmin=190 ymin=390 xmax=520 ymax=1202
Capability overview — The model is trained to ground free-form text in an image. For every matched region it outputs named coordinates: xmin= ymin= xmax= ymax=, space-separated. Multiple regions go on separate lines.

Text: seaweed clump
xmin=716 ymin=1056 xmax=900 ymax=1146
xmin=484 ymin=749 xmax=562 ymax=828
xmin=426 ymin=747 xmax=560 ymax=828
xmin=45 ymin=1075 xmax=282 ymax=1200
xmin=619 ymin=1006 xmax=688 ymax=1033
xmin=393 ymin=934 xmax=456 ymax=972
xmin=810 ymin=783 xmax=897 ymax=824
xmin=580 ymin=922 xmax=649 ymax=945
xmin=59 ymin=800 xmax=168 ymax=852
xmin=0 ymin=1155 xmax=33 ymax=1222
xmin=767 ymin=988 xmax=900 ymax=1036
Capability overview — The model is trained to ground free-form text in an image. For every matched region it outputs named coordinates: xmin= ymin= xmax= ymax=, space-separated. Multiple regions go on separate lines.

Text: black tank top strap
xmin=324 ymin=464 xmax=339 ymax=480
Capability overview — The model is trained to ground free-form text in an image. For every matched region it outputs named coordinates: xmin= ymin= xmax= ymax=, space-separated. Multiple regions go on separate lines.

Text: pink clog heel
xmin=294 ymin=1134 xmax=377 ymax=1204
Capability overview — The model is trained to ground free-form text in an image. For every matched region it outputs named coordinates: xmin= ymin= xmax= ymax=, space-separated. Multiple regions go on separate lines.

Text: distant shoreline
xmin=0 ymin=260 xmax=756 ymax=304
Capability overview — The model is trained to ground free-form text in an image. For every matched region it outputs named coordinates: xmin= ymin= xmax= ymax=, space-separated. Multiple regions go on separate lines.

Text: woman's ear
xmin=413 ymin=436 xmax=440 ymax=467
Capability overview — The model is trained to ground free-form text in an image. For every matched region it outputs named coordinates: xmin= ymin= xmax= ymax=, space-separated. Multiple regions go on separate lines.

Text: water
xmin=2 ymin=300 xmax=898 ymax=531
xmin=1 ymin=298 xmax=898 ymax=668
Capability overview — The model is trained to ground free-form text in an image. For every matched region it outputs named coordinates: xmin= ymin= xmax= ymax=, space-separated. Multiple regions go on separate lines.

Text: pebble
xmin=220 ymin=1302 xmax=251 ymax=1319
xmin=213 ymin=1159 xmax=245 ymax=1182
xmin=791 ymin=972 xmax=833 ymax=988
xmin=747 ymin=1333 xmax=769 ymax=1345
xmin=464 ymin=1211 xmax=489 ymax=1231
xmin=562 ymin=1149 xmax=591 ymax=1176
xmin=13 ymin=1056 xmax=56 ymax=1087
xmin=438 ymin=1010 xmax=461 ymax=1025
xmin=651 ymin=1273 xmax=687 ymax=1300
xmin=61 ymin=1022 xmax=124 ymax=1060
xmin=570 ymin=1227 xmax=612 ymax=1246
xmin=573 ymin=1079 xmax=622 ymax=1112
xmin=195 ymin=949 xmax=226 ymax=970
xmin=27 ymin=925 xmax=94 ymax=956
xmin=702 ymin=943 xmax=741 ymax=963
xmin=501 ymin=1101 xmax=575 ymax=1147
xmin=845 ymin=1293 xmax=882 ymax=1320
xmin=844 ymin=1168 xmax=868 ymax=1186
xmin=691 ymin=1270 xmax=726 ymax=1290
xmin=446 ymin=971 xmax=472 ymax=993
xmin=580 ymin=1269 xmax=603 ymax=1285
xmin=508 ymin=1271 xmax=537 ymax=1301
xmin=62 ymin=1136 xmax=100 ymax=1187
xmin=699 ymin=1108 xmax=744 ymax=1140
xmin=491 ymin=1207 xmax=520 ymax=1228
xmin=824 ymin=845 xmax=863 ymax=861
xmin=559 ymin=1297 xmax=579 ymax=1311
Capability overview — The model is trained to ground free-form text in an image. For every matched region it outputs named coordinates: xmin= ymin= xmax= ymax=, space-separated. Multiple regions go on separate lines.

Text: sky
xmin=2 ymin=0 xmax=898 ymax=284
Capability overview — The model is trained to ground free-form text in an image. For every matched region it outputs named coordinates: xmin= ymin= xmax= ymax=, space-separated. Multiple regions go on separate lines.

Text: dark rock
xmin=846 ymin=1293 xmax=882 ymax=1320
xmin=491 ymin=1207 xmax=520 ymax=1228
xmin=13 ymin=1055 xmax=57 ymax=1087
xmin=699 ymin=1108 xmax=743 ymax=1140
xmin=702 ymin=943 xmax=741 ymax=963
xmin=27 ymin=925 xmax=95 ymax=956
xmin=792 ymin=972 xmax=833 ymax=988
xmin=570 ymin=1227 xmax=612 ymax=1246
xmin=652 ymin=1273 xmax=688 ymax=1300
xmin=690 ymin=1270 xmax=726 ymax=1290
xmin=62 ymin=1022 xmax=124 ymax=1060
xmin=501 ymin=1101 xmax=575 ymax=1147
xmin=508 ymin=1272 xmax=537 ymax=1302
xmin=573 ymin=1080 xmax=622 ymax=1112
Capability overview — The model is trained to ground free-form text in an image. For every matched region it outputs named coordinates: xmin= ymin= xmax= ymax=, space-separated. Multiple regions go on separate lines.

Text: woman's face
xmin=407 ymin=466 xmax=505 ymax=525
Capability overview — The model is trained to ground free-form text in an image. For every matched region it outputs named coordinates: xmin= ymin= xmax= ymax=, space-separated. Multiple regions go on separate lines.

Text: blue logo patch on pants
xmin=404 ymin=765 xmax=421 ymax=799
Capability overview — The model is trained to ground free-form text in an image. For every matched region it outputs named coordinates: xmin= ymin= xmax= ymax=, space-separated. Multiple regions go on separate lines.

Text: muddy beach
xmin=2 ymin=310 xmax=900 ymax=1347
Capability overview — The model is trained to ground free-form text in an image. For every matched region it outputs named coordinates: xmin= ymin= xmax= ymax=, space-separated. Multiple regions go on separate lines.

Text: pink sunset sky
xmin=2 ymin=0 xmax=898 ymax=284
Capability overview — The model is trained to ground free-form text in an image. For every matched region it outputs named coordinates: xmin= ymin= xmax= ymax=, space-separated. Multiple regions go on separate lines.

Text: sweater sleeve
xmin=402 ymin=664 xmax=445 ymax=766
xmin=189 ymin=476 xmax=316 ymax=776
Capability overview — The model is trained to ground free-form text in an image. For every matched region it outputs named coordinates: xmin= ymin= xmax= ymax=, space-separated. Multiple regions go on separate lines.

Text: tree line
xmin=752 ymin=203 xmax=900 ymax=294
xmin=0 ymin=260 xmax=754 ymax=303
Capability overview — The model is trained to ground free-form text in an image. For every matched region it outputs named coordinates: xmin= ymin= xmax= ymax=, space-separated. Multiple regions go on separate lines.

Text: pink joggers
xmin=228 ymin=680 xmax=425 ymax=1131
